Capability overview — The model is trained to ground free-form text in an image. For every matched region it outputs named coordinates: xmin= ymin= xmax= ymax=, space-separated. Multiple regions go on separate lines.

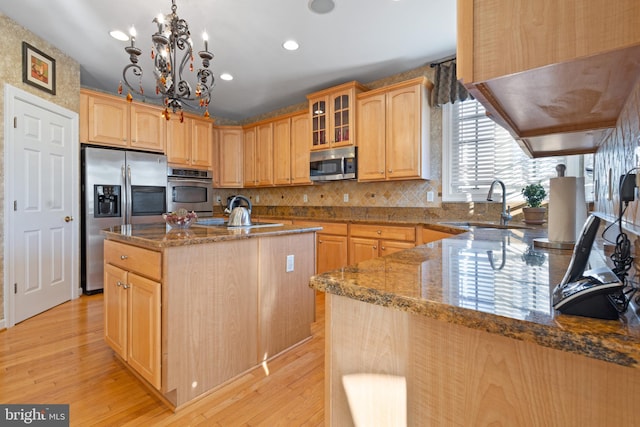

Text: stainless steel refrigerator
xmin=81 ymin=146 xmax=168 ymax=294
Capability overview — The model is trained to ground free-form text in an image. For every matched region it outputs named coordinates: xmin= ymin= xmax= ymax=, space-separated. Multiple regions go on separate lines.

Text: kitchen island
xmin=101 ymin=222 xmax=320 ymax=410
xmin=310 ymin=225 xmax=640 ymax=426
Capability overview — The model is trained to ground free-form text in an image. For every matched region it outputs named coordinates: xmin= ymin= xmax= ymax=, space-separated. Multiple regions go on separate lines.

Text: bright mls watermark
xmin=0 ymin=405 xmax=69 ymax=426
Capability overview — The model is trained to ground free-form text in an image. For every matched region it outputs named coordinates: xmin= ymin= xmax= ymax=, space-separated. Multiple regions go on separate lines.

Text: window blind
xmin=445 ymin=99 xmax=593 ymax=201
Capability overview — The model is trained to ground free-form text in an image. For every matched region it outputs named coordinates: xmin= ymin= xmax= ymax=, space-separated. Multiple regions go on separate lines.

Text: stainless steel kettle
xmin=227 ymin=195 xmax=252 ymax=226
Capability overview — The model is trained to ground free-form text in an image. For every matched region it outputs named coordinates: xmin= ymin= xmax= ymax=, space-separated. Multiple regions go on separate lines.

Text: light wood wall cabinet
xmin=357 ymin=77 xmax=431 ymax=182
xmin=243 ymin=122 xmax=274 ymax=187
xmin=294 ymin=220 xmax=349 ymax=274
xmin=104 ymin=240 xmax=162 ymax=390
xmin=273 ymin=112 xmax=313 ymax=186
xmin=348 ymin=223 xmax=416 ymax=265
xmin=82 ymin=89 xmax=165 ymax=152
xmin=307 ymin=81 xmax=367 ymax=151
xmin=166 ymin=115 xmax=213 ymax=169
xmin=243 ymin=126 xmax=257 ymax=187
xmin=214 ymin=126 xmax=244 ymax=188
xmin=457 ymin=0 xmax=640 ymax=158
xmin=290 ymin=112 xmax=312 ymax=185
xmin=273 ymin=117 xmax=292 ymax=185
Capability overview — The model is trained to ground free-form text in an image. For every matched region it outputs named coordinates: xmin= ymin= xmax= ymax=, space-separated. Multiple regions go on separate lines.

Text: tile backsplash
xmin=594 ymin=77 xmax=640 ymax=228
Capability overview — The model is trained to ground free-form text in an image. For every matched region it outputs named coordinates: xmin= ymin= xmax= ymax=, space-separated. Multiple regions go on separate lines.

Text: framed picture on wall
xmin=22 ymin=42 xmax=56 ymax=95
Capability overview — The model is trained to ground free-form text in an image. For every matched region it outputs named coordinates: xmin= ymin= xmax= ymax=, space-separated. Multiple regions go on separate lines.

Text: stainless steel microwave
xmin=310 ymin=146 xmax=357 ymax=181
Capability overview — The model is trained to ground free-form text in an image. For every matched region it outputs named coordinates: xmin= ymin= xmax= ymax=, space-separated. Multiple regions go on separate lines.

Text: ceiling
xmin=1 ymin=0 xmax=456 ymax=122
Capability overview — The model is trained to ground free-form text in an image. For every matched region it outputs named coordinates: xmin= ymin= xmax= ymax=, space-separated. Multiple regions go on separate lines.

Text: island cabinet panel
xmin=103 ymin=242 xmax=162 ymax=390
xmin=104 ymin=264 xmax=128 ymax=359
xmin=126 ymin=272 xmax=162 ymax=390
xmin=258 ymin=233 xmax=315 ymax=359
xmin=162 ymin=239 xmax=260 ymax=407
xmin=326 ymin=294 xmax=640 ymax=426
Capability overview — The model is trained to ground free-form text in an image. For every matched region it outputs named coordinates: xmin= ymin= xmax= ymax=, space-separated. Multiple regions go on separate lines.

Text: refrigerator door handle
xmin=123 ymin=164 xmax=131 ymax=225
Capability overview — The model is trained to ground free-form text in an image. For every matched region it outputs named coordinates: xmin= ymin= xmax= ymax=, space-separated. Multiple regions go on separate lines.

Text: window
xmin=442 ymin=99 xmax=593 ymax=202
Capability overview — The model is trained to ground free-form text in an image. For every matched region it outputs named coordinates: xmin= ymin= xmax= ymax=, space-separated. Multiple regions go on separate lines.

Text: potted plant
xmin=521 ymin=183 xmax=547 ymax=224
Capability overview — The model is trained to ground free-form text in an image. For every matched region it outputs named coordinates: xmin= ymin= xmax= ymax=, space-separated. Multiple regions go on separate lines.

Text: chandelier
xmin=118 ymin=0 xmax=215 ymax=120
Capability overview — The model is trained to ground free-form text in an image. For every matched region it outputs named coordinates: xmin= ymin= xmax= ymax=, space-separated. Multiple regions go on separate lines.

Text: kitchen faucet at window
xmin=487 ymin=179 xmax=512 ymax=226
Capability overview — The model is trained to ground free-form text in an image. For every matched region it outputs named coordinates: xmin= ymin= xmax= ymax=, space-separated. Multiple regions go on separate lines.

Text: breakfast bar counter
xmin=310 ymin=226 xmax=640 ymax=426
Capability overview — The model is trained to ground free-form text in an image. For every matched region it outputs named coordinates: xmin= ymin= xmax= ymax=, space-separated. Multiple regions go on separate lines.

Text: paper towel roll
xmin=548 ymin=177 xmax=587 ymax=244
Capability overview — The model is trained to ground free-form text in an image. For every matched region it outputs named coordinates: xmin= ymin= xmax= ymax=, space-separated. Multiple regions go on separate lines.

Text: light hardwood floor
xmin=0 ymin=292 xmax=325 ymax=426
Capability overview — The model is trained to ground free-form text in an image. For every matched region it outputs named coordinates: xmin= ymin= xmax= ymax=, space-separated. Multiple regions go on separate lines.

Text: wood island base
xmin=326 ymin=294 xmax=640 ymax=426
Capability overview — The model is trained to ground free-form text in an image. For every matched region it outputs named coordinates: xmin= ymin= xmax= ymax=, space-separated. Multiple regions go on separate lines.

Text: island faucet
xmin=487 ymin=179 xmax=512 ymax=226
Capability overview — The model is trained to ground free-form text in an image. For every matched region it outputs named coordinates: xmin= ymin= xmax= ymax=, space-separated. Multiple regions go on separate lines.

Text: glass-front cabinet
xmin=307 ymin=81 xmax=367 ymax=151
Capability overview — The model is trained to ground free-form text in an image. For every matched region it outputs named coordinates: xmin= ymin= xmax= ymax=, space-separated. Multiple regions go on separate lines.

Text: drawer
xmin=350 ymin=224 xmax=416 ymax=242
xmin=294 ymin=220 xmax=348 ymax=236
xmin=104 ymin=240 xmax=162 ymax=281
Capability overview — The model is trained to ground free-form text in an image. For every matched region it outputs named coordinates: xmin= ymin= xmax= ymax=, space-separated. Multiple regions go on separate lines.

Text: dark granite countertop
xmin=309 ymin=226 xmax=640 ymax=368
xmin=101 ymin=222 xmax=321 ymax=249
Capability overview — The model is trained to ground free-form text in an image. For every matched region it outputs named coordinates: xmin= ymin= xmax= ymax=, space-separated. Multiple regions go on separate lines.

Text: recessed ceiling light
xmin=283 ymin=40 xmax=299 ymax=51
xmin=308 ymin=0 xmax=335 ymax=14
xmin=109 ymin=30 xmax=129 ymax=41
xmin=220 ymin=73 xmax=233 ymax=81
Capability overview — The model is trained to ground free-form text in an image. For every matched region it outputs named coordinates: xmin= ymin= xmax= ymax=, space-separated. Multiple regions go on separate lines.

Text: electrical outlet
xmin=256 ymin=195 xmax=260 ymax=203
xmin=286 ymin=255 xmax=294 ymax=272
xmin=303 ymin=194 xmax=308 ymax=203
xmin=427 ymin=191 xmax=434 ymax=202
xmin=216 ymin=195 xmax=221 ymax=203
xmin=343 ymin=193 xmax=349 ymax=202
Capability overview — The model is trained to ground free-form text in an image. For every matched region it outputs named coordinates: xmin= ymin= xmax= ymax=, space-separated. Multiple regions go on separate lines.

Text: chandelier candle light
xmin=118 ymin=0 xmax=215 ymax=121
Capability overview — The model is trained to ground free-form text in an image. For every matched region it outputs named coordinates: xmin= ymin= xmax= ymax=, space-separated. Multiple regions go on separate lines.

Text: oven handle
xmin=168 ymin=178 xmax=213 ymax=184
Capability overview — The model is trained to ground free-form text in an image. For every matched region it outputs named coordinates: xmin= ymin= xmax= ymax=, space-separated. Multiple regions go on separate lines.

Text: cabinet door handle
xmin=116 ymin=281 xmax=123 ymax=287
xmin=388 ymin=169 xmax=393 ymax=173
xmin=379 ymin=171 xmax=384 ymax=174
xmin=373 ymin=245 xmax=377 ymax=250
xmin=381 ymin=246 xmax=386 ymax=251
xmin=120 ymin=255 xmax=128 ymax=260
xmin=123 ymin=283 xmax=130 ymax=289
xmin=377 ymin=230 xmax=382 ymax=235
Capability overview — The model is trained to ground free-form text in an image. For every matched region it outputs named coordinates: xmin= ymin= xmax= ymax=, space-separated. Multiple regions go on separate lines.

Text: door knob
xmin=64 ymin=216 xmax=74 ymax=222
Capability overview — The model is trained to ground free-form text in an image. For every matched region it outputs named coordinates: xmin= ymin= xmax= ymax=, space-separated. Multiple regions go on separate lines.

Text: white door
xmin=4 ymin=85 xmax=79 ymax=325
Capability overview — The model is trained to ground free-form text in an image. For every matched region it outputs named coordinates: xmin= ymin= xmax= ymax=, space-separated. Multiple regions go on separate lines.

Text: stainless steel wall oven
xmin=167 ymin=166 xmax=213 ymax=216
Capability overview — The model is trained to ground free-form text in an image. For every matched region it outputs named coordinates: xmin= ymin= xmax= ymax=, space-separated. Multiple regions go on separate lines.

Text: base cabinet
xmin=293 ymin=220 xmax=348 ymax=274
xmin=104 ymin=242 xmax=162 ymax=390
xmin=317 ymin=234 xmax=349 ymax=274
xmin=348 ymin=224 xmax=416 ymax=264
